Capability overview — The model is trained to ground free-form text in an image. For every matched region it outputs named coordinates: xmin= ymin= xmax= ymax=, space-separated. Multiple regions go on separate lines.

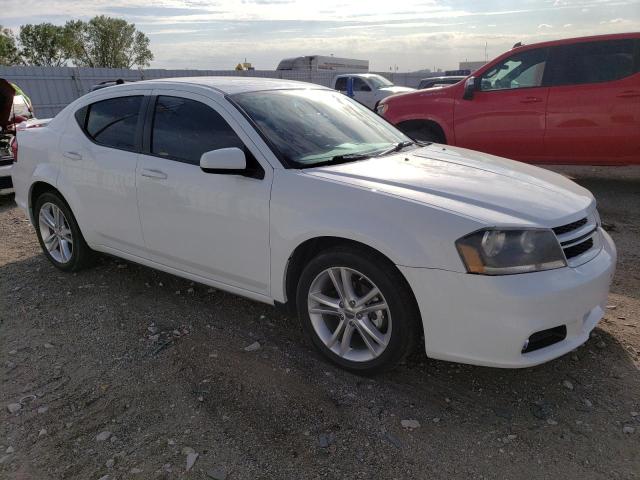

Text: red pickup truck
xmin=378 ymin=33 xmax=640 ymax=165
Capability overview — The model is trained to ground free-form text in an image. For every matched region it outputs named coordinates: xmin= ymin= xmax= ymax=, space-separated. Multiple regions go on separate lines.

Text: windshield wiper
xmin=309 ymin=153 xmax=373 ymax=168
xmin=375 ymin=140 xmax=416 ymax=157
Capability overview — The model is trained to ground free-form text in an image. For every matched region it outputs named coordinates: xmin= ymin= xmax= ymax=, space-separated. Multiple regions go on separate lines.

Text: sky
xmin=1 ymin=0 xmax=639 ymax=71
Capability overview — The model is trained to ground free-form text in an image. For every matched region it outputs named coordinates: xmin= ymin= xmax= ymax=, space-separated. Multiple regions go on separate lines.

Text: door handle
xmin=141 ymin=168 xmax=168 ymax=180
xmin=520 ymin=97 xmax=542 ymax=104
xmin=617 ymin=90 xmax=640 ymax=98
xmin=63 ymin=151 xmax=82 ymax=161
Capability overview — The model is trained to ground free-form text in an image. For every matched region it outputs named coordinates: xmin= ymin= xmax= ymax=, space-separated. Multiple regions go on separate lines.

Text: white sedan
xmin=11 ymin=77 xmax=616 ymax=373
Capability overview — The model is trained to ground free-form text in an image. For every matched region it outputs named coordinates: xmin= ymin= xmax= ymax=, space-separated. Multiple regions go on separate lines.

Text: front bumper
xmin=399 ymin=228 xmax=617 ymax=368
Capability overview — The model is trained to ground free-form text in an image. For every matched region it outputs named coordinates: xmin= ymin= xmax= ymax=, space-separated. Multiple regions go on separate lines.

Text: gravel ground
xmin=1 ymin=166 xmax=639 ymax=480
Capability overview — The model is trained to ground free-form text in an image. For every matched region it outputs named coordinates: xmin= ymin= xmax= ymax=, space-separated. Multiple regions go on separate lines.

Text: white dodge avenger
xmin=11 ymin=77 xmax=616 ymax=373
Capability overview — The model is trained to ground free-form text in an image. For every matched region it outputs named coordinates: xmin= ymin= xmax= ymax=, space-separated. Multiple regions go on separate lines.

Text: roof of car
xmin=420 ymin=76 xmax=465 ymax=81
xmin=139 ymin=76 xmax=330 ymax=95
xmin=510 ymin=31 xmax=639 ymax=51
xmin=333 ymin=73 xmax=384 ymax=78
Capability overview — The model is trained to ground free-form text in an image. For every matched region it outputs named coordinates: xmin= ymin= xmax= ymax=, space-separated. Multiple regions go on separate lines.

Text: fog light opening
xmin=522 ymin=325 xmax=568 ymax=354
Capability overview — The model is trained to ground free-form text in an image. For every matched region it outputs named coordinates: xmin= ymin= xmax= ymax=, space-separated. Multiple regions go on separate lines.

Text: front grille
xmin=552 ymin=215 xmax=598 ymax=264
xmin=563 ymin=237 xmax=594 ymax=260
xmin=522 ymin=325 xmax=567 ymax=354
xmin=553 ymin=218 xmax=588 ymax=236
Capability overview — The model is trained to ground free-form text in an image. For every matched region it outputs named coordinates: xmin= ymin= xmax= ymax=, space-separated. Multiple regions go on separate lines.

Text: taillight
xmin=10 ymin=137 xmax=17 ymax=163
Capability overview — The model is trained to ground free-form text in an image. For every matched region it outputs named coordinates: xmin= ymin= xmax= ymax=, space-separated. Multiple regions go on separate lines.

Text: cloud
xmin=1 ymin=0 xmax=639 ymax=71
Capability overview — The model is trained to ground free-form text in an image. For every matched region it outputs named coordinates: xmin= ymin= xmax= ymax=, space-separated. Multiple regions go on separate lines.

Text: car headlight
xmin=456 ymin=228 xmax=566 ymax=275
xmin=376 ymin=103 xmax=388 ymax=115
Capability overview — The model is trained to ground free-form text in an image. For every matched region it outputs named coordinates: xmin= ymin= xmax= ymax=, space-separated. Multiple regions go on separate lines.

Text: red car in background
xmin=378 ymin=33 xmax=640 ymax=165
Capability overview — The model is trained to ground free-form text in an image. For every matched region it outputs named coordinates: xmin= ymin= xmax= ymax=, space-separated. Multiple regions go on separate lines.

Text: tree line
xmin=0 ymin=16 xmax=153 ymax=69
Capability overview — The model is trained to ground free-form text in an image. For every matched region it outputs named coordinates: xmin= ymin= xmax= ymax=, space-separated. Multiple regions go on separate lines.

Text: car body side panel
xmin=544 ymin=73 xmax=640 ymax=165
xmin=453 ymin=87 xmax=550 ymax=161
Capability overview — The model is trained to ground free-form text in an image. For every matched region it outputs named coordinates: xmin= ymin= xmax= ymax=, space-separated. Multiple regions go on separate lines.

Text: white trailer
xmin=276 ymin=55 xmax=369 ymax=72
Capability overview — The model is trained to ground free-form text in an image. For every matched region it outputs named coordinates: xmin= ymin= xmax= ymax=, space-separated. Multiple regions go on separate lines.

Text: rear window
xmin=551 ymin=39 xmax=639 ymax=86
xmin=80 ymin=96 xmax=142 ymax=150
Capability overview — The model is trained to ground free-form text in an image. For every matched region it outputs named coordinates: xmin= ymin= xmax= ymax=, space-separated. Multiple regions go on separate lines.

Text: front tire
xmin=296 ymin=247 xmax=420 ymax=374
xmin=34 ymin=192 xmax=94 ymax=272
xmin=400 ymin=123 xmax=445 ymax=144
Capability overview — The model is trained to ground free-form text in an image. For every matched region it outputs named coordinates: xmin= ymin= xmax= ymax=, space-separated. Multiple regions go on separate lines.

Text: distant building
xmin=459 ymin=61 xmax=486 ymax=72
xmin=276 ymin=55 xmax=369 ymax=72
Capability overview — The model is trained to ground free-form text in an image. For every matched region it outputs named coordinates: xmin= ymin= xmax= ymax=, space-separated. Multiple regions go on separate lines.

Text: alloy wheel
xmin=307 ymin=267 xmax=392 ymax=362
xmin=38 ymin=202 xmax=73 ymax=264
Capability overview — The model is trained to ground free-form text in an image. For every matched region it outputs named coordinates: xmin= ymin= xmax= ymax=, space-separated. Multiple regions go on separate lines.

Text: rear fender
xmin=27 ymin=163 xmax=60 ymax=222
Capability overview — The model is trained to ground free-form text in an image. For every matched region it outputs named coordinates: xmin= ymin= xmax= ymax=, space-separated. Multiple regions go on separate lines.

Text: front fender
xmin=383 ymin=89 xmax=456 ymax=144
xmin=269 ymin=170 xmax=481 ymax=302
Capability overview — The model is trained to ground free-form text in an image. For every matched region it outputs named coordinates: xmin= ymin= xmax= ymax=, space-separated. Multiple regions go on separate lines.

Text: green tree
xmin=64 ymin=16 xmax=153 ymax=69
xmin=0 ymin=25 xmax=21 ymax=66
xmin=19 ymin=23 xmax=69 ymax=67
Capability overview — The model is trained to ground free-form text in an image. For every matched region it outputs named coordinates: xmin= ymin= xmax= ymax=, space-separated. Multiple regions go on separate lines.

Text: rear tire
xmin=296 ymin=246 xmax=420 ymax=374
xmin=34 ymin=191 xmax=94 ymax=272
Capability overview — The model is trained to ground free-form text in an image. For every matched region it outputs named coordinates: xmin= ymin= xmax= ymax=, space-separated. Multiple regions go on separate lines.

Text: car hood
xmin=378 ymin=86 xmax=415 ymax=94
xmin=303 ymin=144 xmax=594 ymax=227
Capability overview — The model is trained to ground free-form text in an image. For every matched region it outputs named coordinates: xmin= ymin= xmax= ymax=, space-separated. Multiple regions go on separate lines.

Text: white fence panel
xmin=0 ymin=66 xmax=428 ymax=118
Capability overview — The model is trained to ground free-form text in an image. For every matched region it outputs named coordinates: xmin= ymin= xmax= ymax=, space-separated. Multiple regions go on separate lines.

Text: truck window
xmin=480 ymin=48 xmax=548 ymax=91
xmin=550 ymin=39 xmax=638 ymax=86
xmin=335 ymin=77 xmax=347 ymax=91
xmin=353 ymin=78 xmax=371 ymax=92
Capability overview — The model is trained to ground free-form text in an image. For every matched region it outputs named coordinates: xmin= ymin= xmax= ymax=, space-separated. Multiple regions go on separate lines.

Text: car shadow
xmin=0 ymin=192 xmax=15 ymax=212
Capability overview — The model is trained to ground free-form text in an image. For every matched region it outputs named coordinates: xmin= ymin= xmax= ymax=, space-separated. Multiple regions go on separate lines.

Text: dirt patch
xmin=1 ymin=166 xmax=639 ymax=480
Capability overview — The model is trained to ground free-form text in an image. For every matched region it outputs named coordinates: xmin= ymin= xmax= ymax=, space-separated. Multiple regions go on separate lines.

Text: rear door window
xmin=335 ymin=77 xmax=347 ymax=91
xmin=549 ymin=39 xmax=639 ymax=86
xmin=150 ymin=95 xmax=245 ymax=165
xmin=82 ymin=96 xmax=143 ymax=150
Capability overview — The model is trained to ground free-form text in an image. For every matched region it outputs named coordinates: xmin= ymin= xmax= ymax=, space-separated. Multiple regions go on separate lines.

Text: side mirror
xmin=463 ymin=76 xmax=477 ymax=100
xmin=200 ymin=147 xmax=264 ymax=179
xmin=200 ymin=147 xmax=246 ymax=173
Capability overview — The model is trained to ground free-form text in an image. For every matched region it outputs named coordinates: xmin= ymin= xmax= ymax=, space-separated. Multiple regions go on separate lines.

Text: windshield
xmin=231 ymin=89 xmax=410 ymax=168
xmin=367 ymin=75 xmax=394 ymax=88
